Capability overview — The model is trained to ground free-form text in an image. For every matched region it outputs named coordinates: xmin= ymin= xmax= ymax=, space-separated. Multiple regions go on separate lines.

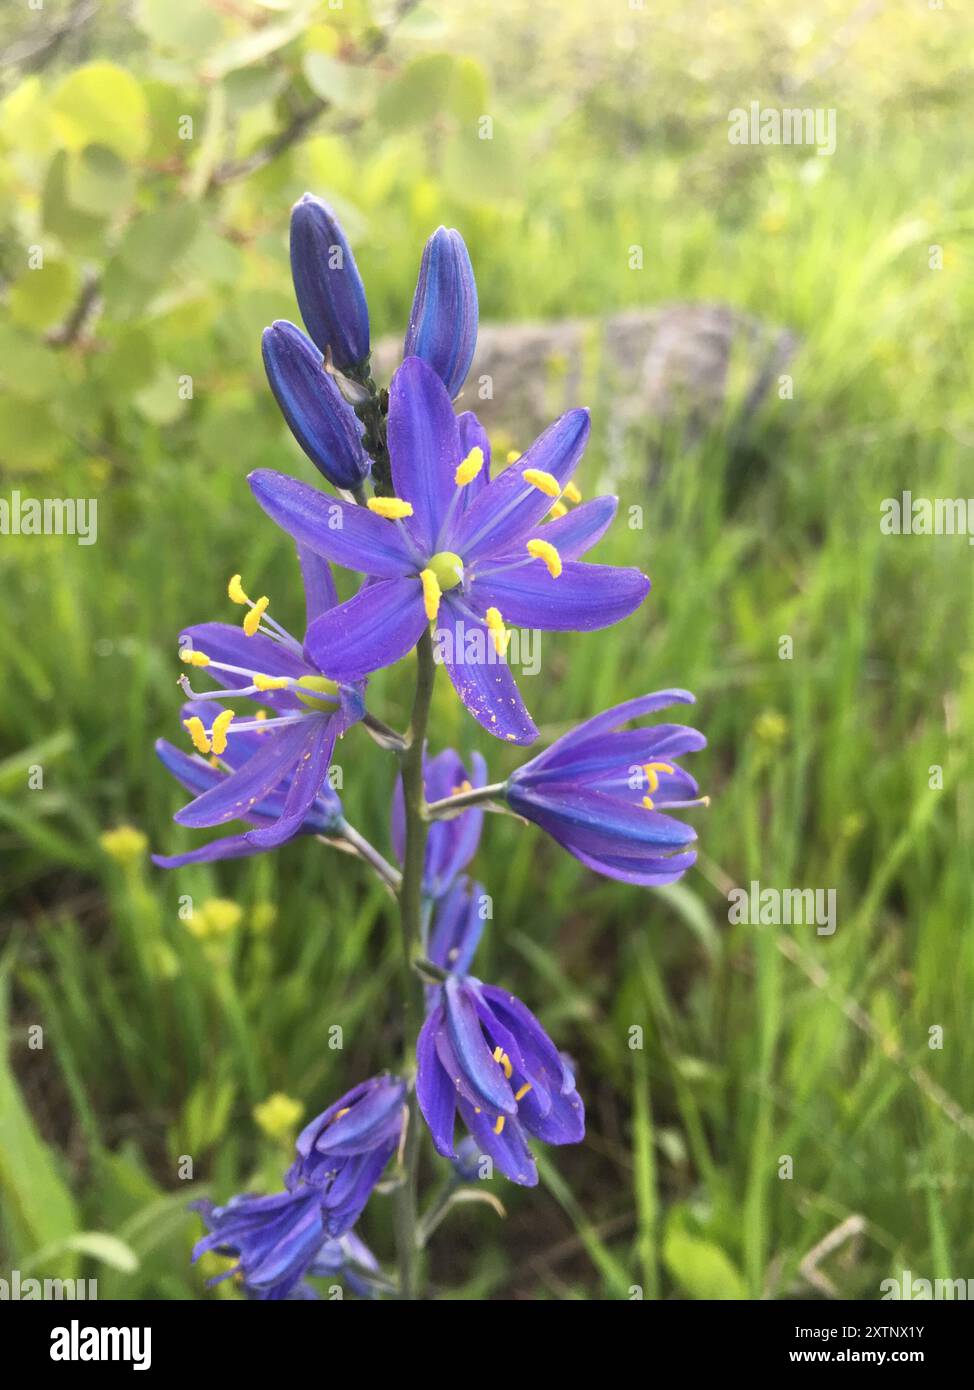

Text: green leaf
xmin=377 ymin=53 xmax=456 ymax=129
xmin=663 ymin=1228 xmax=748 ymax=1300
xmin=7 ymin=260 xmax=77 ymax=330
xmin=51 ymin=63 xmax=149 ymax=161
xmin=118 ymin=204 xmax=203 ymax=282
xmin=0 ymin=968 xmax=80 ymax=1272
xmin=201 ymin=4 xmax=313 ymax=79
xmin=302 ymin=52 xmax=355 ymax=106
xmin=42 ymin=151 xmax=106 ymax=254
xmin=66 ymin=144 xmax=135 ymax=218
xmin=0 ymin=398 xmax=63 ymax=470
xmin=135 ymin=0 xmax=225 ymax=53
xmin=133 ymin=368 xmax=189 ymax=426
xmin=64 ymin=1232 xmax=139 ymax=1273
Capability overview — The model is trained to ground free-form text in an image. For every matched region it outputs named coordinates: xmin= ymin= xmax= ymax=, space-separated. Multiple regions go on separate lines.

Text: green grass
xmin=2 ymin=1 xmax=973 ymax=1299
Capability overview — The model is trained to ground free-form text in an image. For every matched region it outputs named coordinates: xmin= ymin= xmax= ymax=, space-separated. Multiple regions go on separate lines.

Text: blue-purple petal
xmin=403 ymin=227 xmax=478 ymax=399
xmin=289 ymin=194 xmax=369 ymax=370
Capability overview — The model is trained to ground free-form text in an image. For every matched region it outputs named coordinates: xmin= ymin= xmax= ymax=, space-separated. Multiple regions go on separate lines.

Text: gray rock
xmin=374 ymin=304 xmax=797 ymax=446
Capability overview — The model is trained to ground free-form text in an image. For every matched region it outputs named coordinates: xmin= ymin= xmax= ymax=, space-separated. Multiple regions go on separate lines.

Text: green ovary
xmin=427 ymin=551 xmax=464 ymax=591
xmin=296 ymin=674 xmax=340 ymax=711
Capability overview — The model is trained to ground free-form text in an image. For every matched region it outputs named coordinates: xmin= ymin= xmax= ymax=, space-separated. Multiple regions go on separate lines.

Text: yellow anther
xmin=419 ymin=568 xmax=441 ymax=621
xmin=367 ymin=496 xmax=414 ymax=520
xmin=452 ymin=779 xmax=473 ymax=795
xmin=493 ymin=1116 xmax=506 ymax=1135
xmin=642 ymin=760 xmax=675 ymax=793
xmin=484 ymin=606 xmax=510 ymax=656
xmin=563 ymin=481 xmax=582 ymax=504
xmin=492 ymin=1046 xmax=513 ymax=1079
xmin=522 ymin=467 xmax=561 ymax=498
xmin=506 ymin=449 xmax=522 ymax=464
xmin=183 ymin=716 xmax=211 ymax=754
xmin=228 ymin=574 xmax=249 ymax=605
xmin=514 ymin=1082 xmax=532 ymax=1102
xmin=254 ymin=673 xmax=289 ymax=691
xmin=333 ymin=1107 xmax=351 ymax=1121
xmin=642 ymin=795 xmax=655 ymax=810
xmin=180 ymin=648 xmax=210 ymax=667
xmin=455 ymin=447 xmax=484 ymax=486
xmin=210 ymin=709 xmax=235 ymax=756
xmin=526 ymin=537 xmax=563 ymax=578
xmin=243 ymin=595 xmax=269 ymax=637
xmin=548 ymin=501 xmax=568 ymax=520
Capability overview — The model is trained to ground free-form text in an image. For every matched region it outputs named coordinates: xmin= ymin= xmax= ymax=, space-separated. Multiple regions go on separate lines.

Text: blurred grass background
xmin=1 ymin=0 xmax=973 ymax=1299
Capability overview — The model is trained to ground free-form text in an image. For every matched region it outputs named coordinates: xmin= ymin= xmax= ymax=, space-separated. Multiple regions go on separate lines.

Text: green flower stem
xmin=393 ymin=627 xmax=437 ymax=1299
xmin=426 ymin=781 xmax=508 ymax=818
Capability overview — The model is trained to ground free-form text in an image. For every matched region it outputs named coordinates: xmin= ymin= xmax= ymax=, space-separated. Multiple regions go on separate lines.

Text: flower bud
xmin=289 ymin=193 xmax=370 ymax=370
xmin=262 ymin=321 xmax=370 ymax=491
xmin=404 ymin=226 xmax=478 ymax=398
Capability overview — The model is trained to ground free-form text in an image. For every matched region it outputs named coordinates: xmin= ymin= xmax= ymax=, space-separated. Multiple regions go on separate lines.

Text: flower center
xmin=295 ymin=674 xmax=341 ymax=711
xmin=427 ymin=551 xmax=464 ymax=591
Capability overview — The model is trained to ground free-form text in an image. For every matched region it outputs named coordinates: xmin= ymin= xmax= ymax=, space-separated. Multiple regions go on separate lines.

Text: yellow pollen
xmin=452 ymin=779 xmax=473 ymax=795
xmin=243 ymin=595 xmax=269 ymax=636
xmin=254 ymin=673 xmax=289 ymax=691
xmin=563 ymin=481 xmax=582 ymax=503
xmin=419 ymin=568 xmax=441 ymax=621
xmin=642 ymin=795 xmax=655 ymax=810
xmin=183 ymin=716 xmax=211 ymax=754
xmin=526 ymin=537 xmax=563 ymax=578
xmin=210 ymin=709 xmax=235 ymax=756
xmin=506 ymin=449 xmax=522 ymax=464
xmin=492 ymin=1046 xmax=513 ymax=1079
xmin=642 ymin=760 xmax=675 ymax=793
xmin=522 ymin=467 xmax=561 ymax=498
xmin=333 ymin=1107 xmax=351 ymax=1121
xmin=484 ymin=606 xmax=510 ymax=656
xmin=455 ymin=447 xmax=484 ymax=486
xmin=367 ymin=496 xmax=414 ymax=520
xmin=493 ymin=1116 xmax=506 ymax=1135
xmin=228 ymin=574 xmax=249 ymax=605
xmin=548 ymin=501 xmax=568 ymax=520
xmin=514 ymin=1082 xmax=532 ymax=1102
xmin=180 ymin=648 xmax=210 ymax=667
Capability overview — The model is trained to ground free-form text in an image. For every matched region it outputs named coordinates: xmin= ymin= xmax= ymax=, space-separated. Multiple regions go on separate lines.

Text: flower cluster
xmin=155 ymin=195 xmax=707 ymax=1297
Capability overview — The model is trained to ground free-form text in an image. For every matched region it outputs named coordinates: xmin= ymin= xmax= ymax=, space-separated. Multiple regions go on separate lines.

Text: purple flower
xmin=286 ymin=1074 xmax=405 ymax=1236
xmin=404 ymin=226 xmax=478 ymax=398
xmin=262 ymin=321 xmax=370 ymax=492
xmin=307 ymin=1229 xmax=384 ymax=1299
xmin=391 ymin=747 xmax=487 ymax=899
xmin=289 ymin=194 xmax=369 ymax=371
xmin=416 ymin=975 xmax=584 ymax=1187
xmin=153 ymin=547 xmax=363 ymax=867
xmin=505 ymin=689 xmax=707 ymax=885
xmin=193 ymin=1190 xmax=327 ymax=1300
xmin=426 ymin=876 xmax=487 ymax=980
xmin=248 ymin=355 xmax=649 ymax=743
xmin=193 ymin=1197 xmax=381 ymax=1300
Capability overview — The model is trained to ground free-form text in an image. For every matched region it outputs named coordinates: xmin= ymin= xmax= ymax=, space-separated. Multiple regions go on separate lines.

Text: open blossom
xmin=416 ymin=975 xmax=584 ymax=1187
xmin=391 ymin=747 xmax=487 ymax=900
xmin=154 ymin=547 xmax=363 ymax=866
xmin=249 ymin=355 xmax=649 ymax=743
xmin=286 ymin=1074 xmax=406 ymax=1236
xmin=504 ymin=690 xmax=707 ymax=885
